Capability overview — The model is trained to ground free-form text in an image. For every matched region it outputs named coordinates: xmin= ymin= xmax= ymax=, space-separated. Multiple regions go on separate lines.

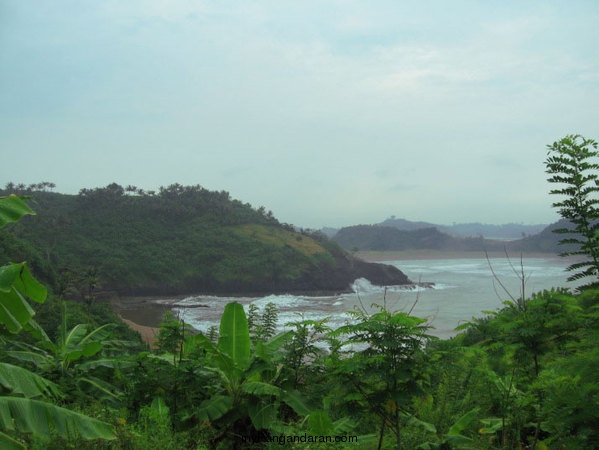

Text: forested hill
xmin=333 ymin=225 xmax=507 ymax=252
xmin=378 ymin=217 xmax=547 ymax=239
xmin=0 ymin=183 xmax=410 ymax=296
xmin=333 ymin=223 xmax=569 ymax=253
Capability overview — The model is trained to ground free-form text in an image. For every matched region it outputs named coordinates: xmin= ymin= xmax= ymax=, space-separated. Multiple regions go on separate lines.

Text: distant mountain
xmin=333 ymin=220 xmax=575 ymax=255
xmin=333 ymin=225 xmax=506 ymax=252
xmin=440 ymin=222 xmax=548 ymax=239
xmin=511 ymin=219 xmax=576 ymax=253
xmin=378 ymin=218 xmax=438 ymax=231
xmin=377 ymin=217 xmax=547 ymax=240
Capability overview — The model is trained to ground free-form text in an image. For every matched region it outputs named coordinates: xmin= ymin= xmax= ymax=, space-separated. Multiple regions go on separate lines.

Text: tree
xmin=545 ymin=134 xmax=599 ymax=286
xmin=328 ymin=305 xmax=433 ymax=449
xmin=156 ymin=311 xmax=190 ymax=365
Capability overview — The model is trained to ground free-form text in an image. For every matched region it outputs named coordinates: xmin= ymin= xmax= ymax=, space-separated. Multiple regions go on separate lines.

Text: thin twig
xmin=355 ymin=290 xmax=367 ymax=315
xmin=485 ymin=250 xmax=517 ymax=302
xmin=408 ymin=276 xmax=422 ymax=316
xmin=504 ymin=246 xmax=520 ymax=278
xmin=383 ymin=286 xmax=387 ymax=310
xmin=519 ymin=252 xmax=527 ymax=310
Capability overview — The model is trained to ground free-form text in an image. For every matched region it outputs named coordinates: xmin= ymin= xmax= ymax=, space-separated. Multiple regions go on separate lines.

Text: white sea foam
xmin=248 ymin=294 xmax=311 ymax=309
xmin=351 ymin=278 xmax=433 ymax=294
xmin=430 ymin=283 xmax=457 ymax=290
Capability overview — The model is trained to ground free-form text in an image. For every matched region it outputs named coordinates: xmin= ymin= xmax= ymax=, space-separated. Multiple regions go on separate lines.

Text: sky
xmin=2 ymin=1 xmax=599 ymax=229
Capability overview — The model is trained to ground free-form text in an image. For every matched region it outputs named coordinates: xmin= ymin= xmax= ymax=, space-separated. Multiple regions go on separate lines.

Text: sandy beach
xmin=118 ymin=315 xmax=159 ymax=349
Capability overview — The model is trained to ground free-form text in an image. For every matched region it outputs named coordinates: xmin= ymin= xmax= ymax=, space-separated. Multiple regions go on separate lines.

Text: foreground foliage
xmin=0 ymin=195 xmax=116 ymax=448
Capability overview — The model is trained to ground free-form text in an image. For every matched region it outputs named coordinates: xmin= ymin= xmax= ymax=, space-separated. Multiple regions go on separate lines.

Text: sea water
xmin=172 ymin=256 xmax=575 ymax=339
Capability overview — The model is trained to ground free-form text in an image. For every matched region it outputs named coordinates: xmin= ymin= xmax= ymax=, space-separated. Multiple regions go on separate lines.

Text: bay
xmin=168 ymin=255 xmax=575 ymax=339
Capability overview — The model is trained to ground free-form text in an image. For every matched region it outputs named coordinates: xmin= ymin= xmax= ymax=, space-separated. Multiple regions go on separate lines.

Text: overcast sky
xmin=2 ymin=1 xmax=598 ymax=228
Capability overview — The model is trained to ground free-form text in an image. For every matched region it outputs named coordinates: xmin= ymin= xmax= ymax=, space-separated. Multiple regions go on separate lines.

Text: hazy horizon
xmin=3 ymin=1 xmax=597 ymax=229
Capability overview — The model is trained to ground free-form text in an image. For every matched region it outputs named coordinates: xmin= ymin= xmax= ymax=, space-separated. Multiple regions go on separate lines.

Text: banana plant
xmin=0 ymin=196 xmax=46 ymax=333
xmin=187 ymin=302 xmax=311 ymax=445
xmin=5 ymin=311 xmax=129 ymax=403
xmin=417 ymin=407 xmax=481 ymax=449
xmin=0 ymin=195 xmax=115 ymax=447
xmin=7 ymin=300 xmax=117 ymax=371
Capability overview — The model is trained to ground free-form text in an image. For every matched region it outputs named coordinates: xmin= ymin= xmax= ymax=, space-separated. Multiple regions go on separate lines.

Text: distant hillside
xmin=378 ymin=218 xmax=438 ymax=231
xmin=0 ymin=184 xmax=410 ymax=297
xmin=377 ymin=217 xmax=547 ymax=239
xmin=319 ymin=227 xmax=339 ymax=238
xmin=511 ymin=219 xmax=576 ymax=253
xmin=333 ymin=221 xmax=575 ymax=255
xmin=333 ymin=225 xmax=506 ymax=252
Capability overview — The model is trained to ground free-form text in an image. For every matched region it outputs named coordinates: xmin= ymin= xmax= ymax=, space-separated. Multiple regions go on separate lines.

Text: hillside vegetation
xmin=0 ymin=183 xmax=409 ymax=297
xmin=333 ymin=223 xmax=571 ymax=254
xmin=379 ymin=217 xmax=547 ymax=239
xmin=333 ymin=225 xmax=506 ymax=252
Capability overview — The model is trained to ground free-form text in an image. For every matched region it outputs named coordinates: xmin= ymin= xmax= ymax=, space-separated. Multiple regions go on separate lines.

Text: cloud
xmin=2 ymin=1 xmax=598 ymax=228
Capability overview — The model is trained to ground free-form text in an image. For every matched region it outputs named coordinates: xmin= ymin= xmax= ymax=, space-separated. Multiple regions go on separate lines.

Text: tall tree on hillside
xmin=545 ymin=134 xmax=599 ymax=286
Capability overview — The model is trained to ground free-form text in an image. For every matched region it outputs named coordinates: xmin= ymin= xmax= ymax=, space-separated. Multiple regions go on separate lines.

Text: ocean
xmin=170 ymin=255 xmax=576 ymax=339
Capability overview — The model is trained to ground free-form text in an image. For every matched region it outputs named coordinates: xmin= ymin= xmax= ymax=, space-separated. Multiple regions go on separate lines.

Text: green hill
xmin=0 ymin=184 xmax=410 ymax=296
xmin=333 ymin=223 xmax=571 ymax=254
xmin=333 ymin=225 xmax=507 ymax=252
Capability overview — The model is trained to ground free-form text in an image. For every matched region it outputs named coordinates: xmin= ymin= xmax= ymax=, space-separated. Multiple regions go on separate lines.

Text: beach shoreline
xmin=118 ymin=314 xmax=159 ymax=349
xmin=356 ymin=250 xmax=560 ymax=262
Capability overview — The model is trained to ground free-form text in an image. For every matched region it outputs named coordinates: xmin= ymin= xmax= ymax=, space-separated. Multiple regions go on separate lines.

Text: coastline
xmin=355 ymin=250 xmax=560 ymax=262
xmin=113 ymin=251 xmax=562 ymax=338
xmin=118 ymin=314 xmax=159 ymax=349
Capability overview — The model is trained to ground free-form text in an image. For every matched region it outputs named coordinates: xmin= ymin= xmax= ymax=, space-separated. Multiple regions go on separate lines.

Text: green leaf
xmin=11 ymin=264 xmax=46 ymax=303
xmin=407 ymin=415 xmax=437 ymax=433
xmin=184 ymin=333 xmax=217 ymax=356
xmin=333 ymin=417 xmax=357 ymax=434
xmin=0 ymin=397 xmax=115 ymax=440
xmin=0 ymin=265 xmax=21 ymax=293
xmin=23 ymin=319 xmax=51 ymax=344
xmin=81 ymin=342 xmax=103 ymax=358
xmin=79 ymin=324 xmax=115 ymax=346
xmin=242 ymin=381 xmax=280 ymax=396
xmin=61 ymin=324 xmax=88 ymax=354
xmin=77 ymin=377 xmax=121 ymax=401
xmin=0 ymin=431 xmax=26 ymax=450
xmin=281 ymin=390 xmax=312 ymax=416
xmin=478 ymin=417 xmax=503 ymax=434
xmin=309 ymin=410 xmax=333 ymax=435
xmin=196 ymin=395 xmax=233 ymax=422
xmin=0 ymin=289 xmax=35 ymax=333
xmin=218 ymin=302 xmax=250 ymax=369
xmin=150 ymin=397 xmax=169 ymax=419
xmin=5 ymin=351 xmax=52 ymax=369
xmin=448 ymin=407 xmax=480 ymax=435
xmin=0 ymin=363 xmax=60 ymax=399
xmin=248 ymin=399 xmax=277 ymax=430
xmin=445 ymin=434 xmax=474 ymax=446
xmin=255 ymin=330 xmax=293 ymax=359
xmin=0 ymin=195 xmax=35 ymax=229
xmin=77 ymin=358 xmax=136 ymax=371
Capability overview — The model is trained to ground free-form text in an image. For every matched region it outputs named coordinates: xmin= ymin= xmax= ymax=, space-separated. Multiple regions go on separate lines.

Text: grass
xmin=231 ymin=224 xmax=328 ymax=256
